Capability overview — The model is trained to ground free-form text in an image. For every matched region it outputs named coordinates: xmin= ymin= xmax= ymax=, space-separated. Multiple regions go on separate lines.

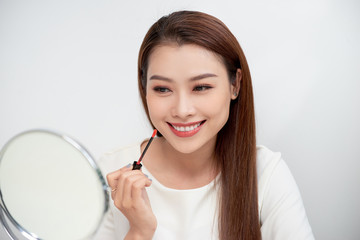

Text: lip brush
xmin=132 ymin=129 xmax=157 ymax=170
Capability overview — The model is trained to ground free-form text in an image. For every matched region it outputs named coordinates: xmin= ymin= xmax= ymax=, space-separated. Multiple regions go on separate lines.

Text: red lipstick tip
xmin=151 ymin=129 xmax=157 ymax=138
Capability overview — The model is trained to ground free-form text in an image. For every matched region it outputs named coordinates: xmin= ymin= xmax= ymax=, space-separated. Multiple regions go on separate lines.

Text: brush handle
xmin=132 ymin=129 xmax=157 ymax=170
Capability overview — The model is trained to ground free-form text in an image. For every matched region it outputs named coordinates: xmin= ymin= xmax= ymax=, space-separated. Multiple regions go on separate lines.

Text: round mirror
xmin=0 ymin=129 xmax=109 ymax=240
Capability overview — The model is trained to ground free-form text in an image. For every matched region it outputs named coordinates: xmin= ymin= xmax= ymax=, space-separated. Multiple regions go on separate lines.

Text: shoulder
xmin=256 ymin=145 xmax=283 ymax=181
xmin=256 ymin=146 xmax=315 ymax=239
xmin=96 ymin=142 xmax=141 ymax=176
xmin=256 ymin=145 xmax=299 ymax=195
xmin=256 ymin=145 xmax=295 ymax=216
xmin=256 ymin=145 xmax=294 ymax=199
xmin=102 ymin=143 xmax=141 ymax=160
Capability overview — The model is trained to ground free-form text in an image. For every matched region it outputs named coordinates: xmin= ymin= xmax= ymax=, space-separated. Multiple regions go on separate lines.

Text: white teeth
xmin=172 ymin=123 xmax=201 ymax=132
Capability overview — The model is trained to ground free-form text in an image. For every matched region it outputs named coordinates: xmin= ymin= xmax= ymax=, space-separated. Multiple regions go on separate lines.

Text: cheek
xmin=201 ymin=91 xmax=231 ymax=118
xmin=146 ymin=95 xmax=169 ymax=122
xmin=208 ymin=101 xmax=230 ymax=122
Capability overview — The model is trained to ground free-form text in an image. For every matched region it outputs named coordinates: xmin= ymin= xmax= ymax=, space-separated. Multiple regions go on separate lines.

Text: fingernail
xmin=126 ymin=163 xmax=131 ymax=168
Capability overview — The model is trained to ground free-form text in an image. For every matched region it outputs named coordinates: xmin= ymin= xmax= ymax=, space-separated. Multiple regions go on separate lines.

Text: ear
xmin=231 ymin=68 xmax=241 ymax=100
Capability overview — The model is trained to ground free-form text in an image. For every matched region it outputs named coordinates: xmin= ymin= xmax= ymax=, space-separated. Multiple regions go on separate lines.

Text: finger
xmin=111 ymin=168 xmax=134 ymax=201
xmin=107 ymin=163 xmax=132 ymax=190
xmin=121 ymin=174 xmax=147 ymax=209
xmin=131 ymin=177 xmax=153 ymax=205
xmin=115 ymin=170 xmax=146 ymax=203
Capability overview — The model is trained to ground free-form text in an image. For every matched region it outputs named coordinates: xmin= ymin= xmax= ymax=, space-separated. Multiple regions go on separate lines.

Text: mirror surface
xmin=0 ymin=130 xmax=109 ymax=240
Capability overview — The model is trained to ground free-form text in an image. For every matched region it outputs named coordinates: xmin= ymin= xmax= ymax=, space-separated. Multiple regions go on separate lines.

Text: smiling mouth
xmin=167 ymin=120 xmax=205 ymax=137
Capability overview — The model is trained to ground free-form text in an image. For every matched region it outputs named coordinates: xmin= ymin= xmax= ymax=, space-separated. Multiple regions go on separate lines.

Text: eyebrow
xmin=149 ymin=73 xmax=218 ymax=82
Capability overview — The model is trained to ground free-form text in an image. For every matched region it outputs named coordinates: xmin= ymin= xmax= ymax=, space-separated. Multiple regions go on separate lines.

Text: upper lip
xmin=167 ymin=120 xmax=205 ymax=127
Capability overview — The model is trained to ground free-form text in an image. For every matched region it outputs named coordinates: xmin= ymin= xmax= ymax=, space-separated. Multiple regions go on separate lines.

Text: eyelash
xmin=193 ymin=85 xmax=212 ymax=91
xmin=153 ymin=87 xmax=171 ymax=93
xmin=153 ymin=85 xmax=213 ymax=93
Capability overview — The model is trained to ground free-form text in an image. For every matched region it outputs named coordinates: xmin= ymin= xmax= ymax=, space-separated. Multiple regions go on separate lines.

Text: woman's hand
xmin=107 ymin=164 xmax=157 ymax=239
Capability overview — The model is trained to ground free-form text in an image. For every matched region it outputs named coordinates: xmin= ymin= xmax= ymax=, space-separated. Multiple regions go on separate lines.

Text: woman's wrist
xmin=125 ymin=227 xmax=156 ymax=240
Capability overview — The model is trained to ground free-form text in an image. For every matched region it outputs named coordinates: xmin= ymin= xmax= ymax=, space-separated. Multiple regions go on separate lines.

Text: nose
xmin=171 ymin=92 xmax=196 ymax=119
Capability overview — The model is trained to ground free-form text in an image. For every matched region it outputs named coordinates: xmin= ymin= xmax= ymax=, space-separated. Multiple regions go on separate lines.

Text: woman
xmin=95 ymin=11 xmax=314 ymax=240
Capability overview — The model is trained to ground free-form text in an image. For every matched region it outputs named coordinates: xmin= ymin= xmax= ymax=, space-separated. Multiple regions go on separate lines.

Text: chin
xmin=173 ymin=144 xmax=200 ymax=154
xmin=168 ymin=135 xmax=216 ymax=155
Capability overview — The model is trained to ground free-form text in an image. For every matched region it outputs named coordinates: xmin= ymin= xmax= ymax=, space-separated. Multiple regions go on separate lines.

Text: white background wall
xmin=0 ymin=0 xmax=359 ymax=239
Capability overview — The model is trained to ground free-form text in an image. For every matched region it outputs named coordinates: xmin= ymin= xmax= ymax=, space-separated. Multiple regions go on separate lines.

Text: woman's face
xmin=146 ymin=44 xmax=237 ymax=154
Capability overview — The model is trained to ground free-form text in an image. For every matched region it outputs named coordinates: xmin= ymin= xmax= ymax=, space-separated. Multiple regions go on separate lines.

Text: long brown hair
xmin=137 ymin=11 xmax=260 ymax=240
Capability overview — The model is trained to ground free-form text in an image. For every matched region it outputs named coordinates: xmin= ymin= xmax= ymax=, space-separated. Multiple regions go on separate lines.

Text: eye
xmin=193 ymin=85 xmax=213 ymax=92
xmin=153 ymin=86 xmax=171 ymax=93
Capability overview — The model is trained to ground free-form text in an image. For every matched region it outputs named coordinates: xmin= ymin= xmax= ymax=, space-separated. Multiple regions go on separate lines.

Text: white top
xmin=93 ymin=143 xmax=315 ymax=240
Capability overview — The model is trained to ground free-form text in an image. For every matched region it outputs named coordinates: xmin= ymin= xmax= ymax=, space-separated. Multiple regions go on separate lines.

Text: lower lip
xmin=168 ymin=122 xmax=204 ymax=137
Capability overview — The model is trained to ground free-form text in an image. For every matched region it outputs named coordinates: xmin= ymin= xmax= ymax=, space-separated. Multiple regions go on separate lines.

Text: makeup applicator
xmin=132 ymin=129 xmax=157 ymax=170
